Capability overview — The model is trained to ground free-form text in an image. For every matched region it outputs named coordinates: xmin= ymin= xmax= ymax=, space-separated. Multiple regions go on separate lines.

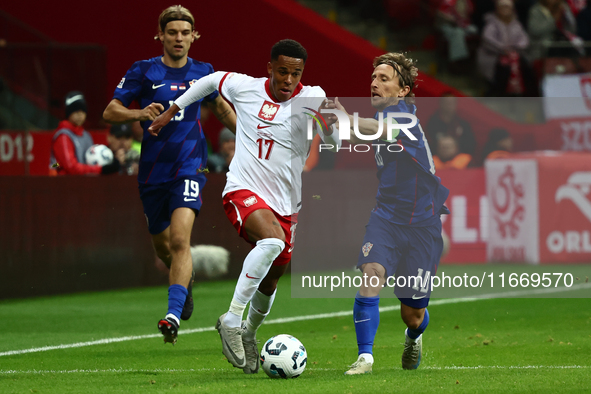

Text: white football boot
xmin=241 ymin=321 xmax=260 ymax=374
xmin=401 ymin=330 xmax=422 ymax=370
xmin=215 ymin=313 xmax=246 ymax=368
xmin=344 ymin=355 xmax=373 ymax=375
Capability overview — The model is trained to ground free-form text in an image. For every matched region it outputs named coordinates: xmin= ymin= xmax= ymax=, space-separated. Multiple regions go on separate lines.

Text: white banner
xmin=486 ymin=159 xmax=539 ymax=263
xmin=542 ymin=74 xmax=591 ymax=119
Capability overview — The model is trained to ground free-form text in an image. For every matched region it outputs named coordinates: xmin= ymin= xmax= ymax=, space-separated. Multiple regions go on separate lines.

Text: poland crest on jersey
xmin=362 ymin=242 xmax=373 ymax=257
xmin=258 ymin=100 xmax=280 ymax=121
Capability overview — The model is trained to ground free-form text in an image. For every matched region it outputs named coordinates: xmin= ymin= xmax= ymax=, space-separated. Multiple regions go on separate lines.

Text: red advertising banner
xmin=438 ymin=169 xmax=487 ymax=264
xmin=0 ymin=132 xmax=36 ymax=175
xmin=537 ymin=153 xmax=591 ymax=263
xmin=486 ymin=151 xmax=591 ymax=264
xmin=0 ymin=130 xmax=107 ymax=176
xmin=554 ymin=118 xmax=591 ymax=151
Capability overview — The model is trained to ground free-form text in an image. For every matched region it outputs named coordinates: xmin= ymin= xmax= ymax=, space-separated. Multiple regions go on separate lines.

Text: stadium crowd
xmin=336 ymin=0 xmax=591 ymax=96
xmin=18 ymin=0 xmax=587 ymax=177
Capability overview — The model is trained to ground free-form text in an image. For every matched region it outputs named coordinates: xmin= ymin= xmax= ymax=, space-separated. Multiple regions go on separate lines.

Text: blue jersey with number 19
xmin=112 ymin=56 xmax=219 ymax=185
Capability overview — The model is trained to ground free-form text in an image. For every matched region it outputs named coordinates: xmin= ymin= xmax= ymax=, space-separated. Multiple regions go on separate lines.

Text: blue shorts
xmin=138 ymin=175 xmax=206 ymax=235
xmin=357 ymin=212 xmax=443 ymax=308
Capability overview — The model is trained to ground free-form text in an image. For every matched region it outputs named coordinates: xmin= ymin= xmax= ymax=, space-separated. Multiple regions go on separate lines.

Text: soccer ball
xmin=85 ymin=144 xmax=113 ymax=166
xmin=260 ymin=334 xmax=307 ymax=379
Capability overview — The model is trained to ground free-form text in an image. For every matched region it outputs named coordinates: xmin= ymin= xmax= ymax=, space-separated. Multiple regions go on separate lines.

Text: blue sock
xmin=353 ymin=293 xmax=380 ymax=355
xmin=407 ymin=308 xmax=429 ymax=339
xmin=167 ymin=284 xmax=188 ymax=322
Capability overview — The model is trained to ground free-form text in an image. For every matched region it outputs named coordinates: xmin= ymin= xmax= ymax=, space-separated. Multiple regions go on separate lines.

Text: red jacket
xmin=52 ymin=120 xmax=102 ymax=175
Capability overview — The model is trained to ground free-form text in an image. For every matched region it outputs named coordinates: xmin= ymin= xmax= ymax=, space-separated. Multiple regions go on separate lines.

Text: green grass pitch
xmin=1 ymin=276 xmax=589 ymax=393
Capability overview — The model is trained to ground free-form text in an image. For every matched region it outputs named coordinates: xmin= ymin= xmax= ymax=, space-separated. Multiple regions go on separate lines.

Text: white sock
xmin=165 ymin=313 xmax=180 ymax=326
xmin=223 ymin=238 xmax=284 ymax=328
xmin=359 ymin=353 xmax=374 ymax=364
xmin=244 ymin=289 xmax=276 ymax=339
xmin=224 ymin=301 xmax=244 ymax=327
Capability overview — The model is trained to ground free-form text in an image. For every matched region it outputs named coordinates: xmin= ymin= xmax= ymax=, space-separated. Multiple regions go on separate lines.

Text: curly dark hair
xmin=271 ymin=39 xmax=308 ymax=64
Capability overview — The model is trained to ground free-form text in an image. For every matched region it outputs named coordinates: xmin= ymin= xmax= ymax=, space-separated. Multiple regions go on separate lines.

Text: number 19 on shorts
xmin=183 ymin=180 xmax=199 ymax=202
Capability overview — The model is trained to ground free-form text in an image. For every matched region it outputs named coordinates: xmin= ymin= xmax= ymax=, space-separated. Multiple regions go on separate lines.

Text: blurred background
xmin=1 ymin=0 xmax=590 ymax=298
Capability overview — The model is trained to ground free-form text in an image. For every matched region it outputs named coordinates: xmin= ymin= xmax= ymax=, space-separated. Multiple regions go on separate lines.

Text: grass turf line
xmin=0 ymin=277 xmax=589 ymax=393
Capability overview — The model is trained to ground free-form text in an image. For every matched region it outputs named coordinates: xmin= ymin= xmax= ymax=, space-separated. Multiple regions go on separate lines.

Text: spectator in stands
xmin=436 ymin=0 xmax=479 ymax=65
xmin=108 ymin=123 xmax=138 ymax=175
xmin=426 ymin=92 xmax=476 ymax=156
xmin=481 ymin=128 xmax=514 ymax=162
xmin=50 ymin=91 xmax=119 ymax=175
xmin=478 ymin=0 xmax=535 ymax=96
xmin=528 ymin=0 xmax=579 ymax=60
xmin=433 ymin=134 xmax=473 ymax=169
xmin=207 ymin=128 xmax=235 ymax=173
xmin=473 ymin=0 xmax=534 ymax=33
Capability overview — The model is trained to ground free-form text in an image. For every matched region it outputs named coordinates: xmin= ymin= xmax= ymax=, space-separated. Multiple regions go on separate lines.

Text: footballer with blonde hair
xmin=103 ymin=5 xmax=236 ymax=344
xmin=335 ymin=52 xmax=449 ymax=375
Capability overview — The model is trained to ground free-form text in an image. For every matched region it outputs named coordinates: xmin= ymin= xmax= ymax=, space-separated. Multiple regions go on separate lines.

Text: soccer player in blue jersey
xmin=335 ymin=53 xmax=450 ymax=374
xmin=102 ymin=5 xmax=236 ymax=344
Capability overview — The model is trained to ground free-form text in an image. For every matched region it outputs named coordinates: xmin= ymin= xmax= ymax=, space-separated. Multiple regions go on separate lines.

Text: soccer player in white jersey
xmin=149 ymin=39 xmax=340 ymax=373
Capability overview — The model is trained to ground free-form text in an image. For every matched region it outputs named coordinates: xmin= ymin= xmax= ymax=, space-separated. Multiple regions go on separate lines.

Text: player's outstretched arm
xmin=334 ymin=97 xmax=392 ymax=143
xmin=334 ymin=97 xmax=361 ymax=144
xmin=318 ymin=99 xmax=338 ymax=131
xmin=175 ymin=71 xmax=228 ymax=110
xmin=148 ymin=103 xmax=179 ymax=136
xmin=355 ymin=117 xmax=389 ymax=139
xmin=207 ymin=95 xmax=236 ymax=133
xmin=103 ymin=99 xmax=164 ymax=124
xmin=316 ymin=98 xmax=341 ymax=150
xmin=148 ymin=71 xmax=229 ymax=137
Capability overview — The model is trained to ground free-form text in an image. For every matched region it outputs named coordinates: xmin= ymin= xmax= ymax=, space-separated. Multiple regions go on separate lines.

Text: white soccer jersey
xmin=218 ymin=72 xmax=331 ymax=216
xmin=174 ymin=71 xmax=340 ymax=216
